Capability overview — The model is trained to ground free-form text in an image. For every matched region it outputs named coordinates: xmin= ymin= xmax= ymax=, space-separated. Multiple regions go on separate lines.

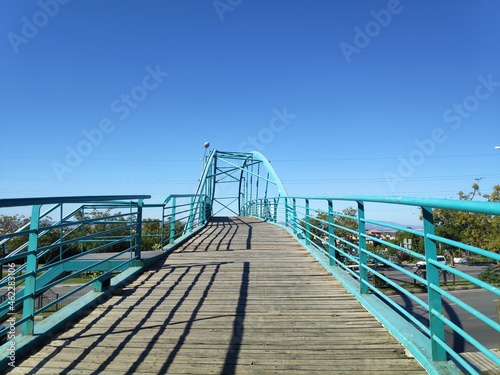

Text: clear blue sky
xmin=1 ymin=0 xmax=499 ymax=224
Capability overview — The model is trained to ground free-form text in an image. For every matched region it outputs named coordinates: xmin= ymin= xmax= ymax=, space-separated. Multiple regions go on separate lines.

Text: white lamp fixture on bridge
xmin=201 ymin=141 xmax=210 ymax=176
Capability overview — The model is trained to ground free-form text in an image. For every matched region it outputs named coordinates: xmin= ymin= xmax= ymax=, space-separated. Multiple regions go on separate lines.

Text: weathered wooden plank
xmin=9 ymin=217 xmax=426 ymax=374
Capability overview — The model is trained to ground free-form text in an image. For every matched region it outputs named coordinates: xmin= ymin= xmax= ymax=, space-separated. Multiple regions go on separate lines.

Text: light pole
xmin=201 ymin=142 xmax=210 ymax=177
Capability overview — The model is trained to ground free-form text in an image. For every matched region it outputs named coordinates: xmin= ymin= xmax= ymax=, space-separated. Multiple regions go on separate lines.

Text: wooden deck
xmin=10 ymin=217 xmax=426 ymax=374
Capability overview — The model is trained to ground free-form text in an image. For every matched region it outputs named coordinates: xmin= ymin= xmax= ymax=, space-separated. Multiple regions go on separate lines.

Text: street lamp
xmin=201 ymin=142 xmax=210 ymax=176
xmin=495 ymin=146 xmax=500 ymax=149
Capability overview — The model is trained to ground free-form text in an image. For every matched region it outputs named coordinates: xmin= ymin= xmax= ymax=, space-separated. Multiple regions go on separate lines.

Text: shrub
xmin=478 ymin=265 xmax=500 ymax=286
xmin=397 ymin=252 xmax=411 ymax=263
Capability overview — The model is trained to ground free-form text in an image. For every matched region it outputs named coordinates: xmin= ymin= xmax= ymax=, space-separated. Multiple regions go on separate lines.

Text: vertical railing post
xmin=129 ymin=203 xmax=134 ymax=254
xmin=135 ymin=200 xmax=143 ymax=259
xmin=328 ymin=200 xmax=336 ymax=266
xmin=187 ymin=196 xmax=195 ymax=233
xmin=197 ymin=196 xmax=202 ymax=225
xmin=422 ymin=206 xmax=446 ymax=361
xmin=59 ymin=204 xmax=63 ymax=262
xmin=22 ymin=204 xmax=40 ymax=336
xmin=284 ymin=198 xmax=289 ymax=228
xmin=201 ymin=196 xmax=206 ymax=224
xmin=273 ymin=198 xmax=278 ymax=223
xmin=292 ymin=198 xmax=297 ymax=234
xmin=160 ymin=204 xmax=165 ymax=248
xmin=162 ymin=203 xmax=167 ymax=247
xmin=0 ymin=245 xmax=4 ymax=279
xmin=169 ymin=197 xmax=176 ymax=244
xmin=80 ymin=206 xmax=85 ymax=254
xmin=249 ymin=172 xmax=253 ymax=206
xmin=357 ymin=201 xmax=369 ymax=294
xmin=270 ymin=199 xmax=274 ymax=221
xmin=305 ymin=199 xmax=310 ymax=245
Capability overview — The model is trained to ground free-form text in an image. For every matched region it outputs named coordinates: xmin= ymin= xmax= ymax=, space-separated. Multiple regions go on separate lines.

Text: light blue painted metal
xmin=135 ymin=199 xmax=144 ymax=259
xmin=22 ymin=204 xmax=40 ymax=335
xmin=0 ymin=195 xmax=150 ymax=208
xmin=195 ymin=150 xmax=287 ymax=217
xmin=0 ymin=195 xmax=150 ymax=342
xmin=305 ymin=199 xmax=310 ymax=245
xmin=169 ymin=197 xmax=176 ymax=244
xmin=328 ymin=200 xmax=336 ymax=267
xmin=292 ymin=198 xmax=297 ymax=234
xmin=422 ymin=206 xmax=446 ymax=361
xmin=243 ymin=192 xmax=500 ymax=374
xmin=357 ymin=201 xmax=369 ymax=295
xmin=2 ymin=151 xmax=499 ymax=374
xmin=0 ymin=192 xmax=219 ymax=371
xmin=162 ymin=194 xmax=211 ymax=243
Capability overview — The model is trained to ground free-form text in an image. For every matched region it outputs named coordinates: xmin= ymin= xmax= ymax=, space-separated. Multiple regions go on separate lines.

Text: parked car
xmin=416 ymin=255 xmax=446 ymax=269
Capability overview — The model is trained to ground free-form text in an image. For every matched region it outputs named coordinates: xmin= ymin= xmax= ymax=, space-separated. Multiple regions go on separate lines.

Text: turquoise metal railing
xmin=1 ymin=148 xmax=498 ymax=373
xmin=242 ymin=195 xmax=500 ymax=374
xmin=0 ymin=195 xmax=150 ymax=336
xmin=0 ymin=195 xmax=149 ymax=343
xmin=0 ymin=193 xmax=213 ymax=369
xmin=161 ymin=194 xmax=211 ymax=248
xmin=194 ymin=150 xmax=287 ymax=217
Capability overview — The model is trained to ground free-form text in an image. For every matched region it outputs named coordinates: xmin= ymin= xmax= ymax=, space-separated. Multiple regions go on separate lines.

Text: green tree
xmin=163 ymin=218 xmax=186 ymax=244
xmin=60 ymin=208 xmax=134 ymax=256
xmin=433 ymin=184 xmax=500 ymax=259
xmin=300 ymin=207 xmax=358 ymax=249
xmin=393 ymin=230 xmax=424 ymax=254
xmin=334 ymin=207 xmax=358 ymax=248
xmin=483 ymin=185 xmax=500 ymax=253
xmin=141 ymin=218 xmax=186 ymax=251
xmin=141 ymin=219 xmax=162 ymax=251
xmin=0 ymin=215 xmax=28 ymax=256
xmin=299 ymin=212 xmax=328 ymax=247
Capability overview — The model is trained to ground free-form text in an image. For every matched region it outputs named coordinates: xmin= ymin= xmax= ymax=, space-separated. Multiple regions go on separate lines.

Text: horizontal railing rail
xmin=161 ymin=194 xmax=211 ymax=248
xmin=242 ymin=195 xmax=500 ymax=374
xmin=0 ymin=195 xmax=150 ymax=341
xmin=0 ymin=192 xmax=213 ymax=371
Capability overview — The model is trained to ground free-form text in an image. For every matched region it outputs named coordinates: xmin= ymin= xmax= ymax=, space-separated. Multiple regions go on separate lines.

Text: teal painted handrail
xmin=0 ymin=195 xmax=150 ymax=354
xmin=2 ymin=149 xmax=499 ymax=374
xmin=242 ymin=194 xmax=500 ymax=373
xmin=162 ymin=194 xmax=211 ymax=246
xmin=0 ymin=195 xmax=150 ymax=208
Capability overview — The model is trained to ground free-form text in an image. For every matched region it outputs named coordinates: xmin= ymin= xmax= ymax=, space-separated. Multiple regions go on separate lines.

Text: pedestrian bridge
xmin=1 ymin=150 xmax=499 ymax=374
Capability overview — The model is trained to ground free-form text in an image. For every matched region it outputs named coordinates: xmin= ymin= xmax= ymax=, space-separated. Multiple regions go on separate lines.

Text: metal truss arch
xmin=194 ymin=150 xmax=287 ymax=218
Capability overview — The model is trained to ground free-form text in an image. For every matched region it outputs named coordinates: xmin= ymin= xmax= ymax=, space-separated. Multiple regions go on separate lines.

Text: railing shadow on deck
xmin=15 ymin=256 xmax=250 ymax=374
xmin=0 ymin=193 xmax=213 ymax=371
xmin=175 ymin=216 xmax=253 ymax=253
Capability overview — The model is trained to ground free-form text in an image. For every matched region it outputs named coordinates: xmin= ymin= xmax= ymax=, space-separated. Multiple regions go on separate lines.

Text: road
xmin=378 ymin=263 xmax=488 ymax=287
xmin=376 ymin=263 xmax=499 ymax=351
xmin=389 ymin=287 xmax=499 ymax=352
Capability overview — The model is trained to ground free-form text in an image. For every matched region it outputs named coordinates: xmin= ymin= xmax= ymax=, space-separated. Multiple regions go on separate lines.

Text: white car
xmin=416 ymin=255 xmax=446 ymax=269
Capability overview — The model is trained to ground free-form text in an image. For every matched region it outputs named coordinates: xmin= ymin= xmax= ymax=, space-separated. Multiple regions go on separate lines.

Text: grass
xmin=380 ymin=279 xmax=477 ymax=295
xmin=59 ymin=275 xmax=95 ymax=285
